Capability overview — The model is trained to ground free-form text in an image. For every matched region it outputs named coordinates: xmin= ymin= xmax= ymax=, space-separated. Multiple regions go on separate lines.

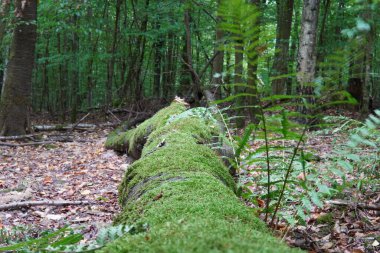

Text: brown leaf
xmin=43 ymin=176 xmax=53 ymax=184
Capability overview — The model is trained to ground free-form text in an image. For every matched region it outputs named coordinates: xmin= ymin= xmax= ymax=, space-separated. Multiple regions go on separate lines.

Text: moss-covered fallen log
xmin=103 ymin=99 xmax=301 ymax=253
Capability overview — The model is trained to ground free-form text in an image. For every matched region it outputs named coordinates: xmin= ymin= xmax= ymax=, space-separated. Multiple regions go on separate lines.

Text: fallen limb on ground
xmin=0 ymin=200 xmax=94 ymax=211
xmin=33 ymin=123 xmax=96 ymax=132
xmin=327 ymin=200 xmax=380 ymax=211
xmin=0 ymin=134 xmax=40 ymax=141
xmin=0 ymin=141 xmax=55 ymax=147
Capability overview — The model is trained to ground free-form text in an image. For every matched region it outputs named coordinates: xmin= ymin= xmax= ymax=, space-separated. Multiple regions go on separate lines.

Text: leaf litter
xmin=0 ymin=124 xmax=129 ymax=242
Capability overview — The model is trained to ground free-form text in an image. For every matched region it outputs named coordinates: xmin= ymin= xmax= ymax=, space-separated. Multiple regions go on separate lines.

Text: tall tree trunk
xmin=210 ymin=0 xmax=224 ymax=100
xmin=153 ymin=18 xmax=163 ymax=98
xmin=57 ymin=33 xmax=67 ymax=123
xmin=41 ymin=37 xmax=50 ymax=112
xmin=234 ymin=40 xmax=244 ymax=128
xmin=0 ymin=0 xmax=37 ymax=136
xmin=361 ymin=5 xmax=375 ymax=113
xmin=288 ymin=0 xmax=301 ymax=95
xmin=316 ymin=0 xmax=331 ymax=71
xmin=123 ymin=0 xmax=149 ymax=101
xmin=0 ymin=0 xmax=11 ymax=97
xmin=70 ymin=13 xmax=79 ymax=123
xmin=163 ymin=32 xmax=176 ymax=99
xmin=297 ymin=0 xmax=320 ymax=119
xmin=183 ymin=8 xmax=201 ymax=103
xmin=271 ymin=0 xmax=294 ymax=95
xmin=106 ymin=0 xmax=122 ymax=108
xmin=246 ymin=0 xmax=262 ymax=123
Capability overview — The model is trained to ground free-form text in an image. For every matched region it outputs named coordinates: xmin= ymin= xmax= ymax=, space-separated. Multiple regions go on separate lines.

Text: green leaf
xmin=309 ymin=191 xmax=323 ymax=208
xmin=356 ymin=18 xmax=371 ymax=32
xmin=337 ymin=160 xmax=353 ymax=172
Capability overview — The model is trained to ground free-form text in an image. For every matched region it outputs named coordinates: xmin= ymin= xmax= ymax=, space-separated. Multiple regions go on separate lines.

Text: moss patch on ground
xmin=102 ymin=101 xmax=301 ymax=252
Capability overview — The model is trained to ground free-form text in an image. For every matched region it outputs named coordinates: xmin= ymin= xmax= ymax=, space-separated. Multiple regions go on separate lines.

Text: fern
xmin=215 ymin=0 xmax=356 ymax=228
xmin=333 ymin=110 xmax=380 ymax=182
xmin=0 ymin=223 xmax=147 ymax=253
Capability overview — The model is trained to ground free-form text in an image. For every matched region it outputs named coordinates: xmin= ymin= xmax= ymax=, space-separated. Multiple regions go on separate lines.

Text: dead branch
xmin=107 ymin=110 xmax=122 ymax=123
xmin=327 ymin=200 xmax=380 ymax=211
xmin=0 ymin=200 xmax=95 ymax=211
xmin=0 ymin=134 xmax=41 ymax=141
xmin=33 ymin=123 xmax=96 ymax=132
xmin=70 ymin=113 xmax=91 ymax=132
xmin=0 ymin=141 xmax=55 ymax=147
xmin=111 ymin=108 xmax=150 ymax=115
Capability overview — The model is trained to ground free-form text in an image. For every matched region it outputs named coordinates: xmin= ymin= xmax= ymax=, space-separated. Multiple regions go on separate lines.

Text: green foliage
xmin=216 ymin=0 xmax=358 ymax=228
xmin=332 ymin=110 xmax=380 ymax=187
xmin=0 ymin=224 xmax=146 ymax=253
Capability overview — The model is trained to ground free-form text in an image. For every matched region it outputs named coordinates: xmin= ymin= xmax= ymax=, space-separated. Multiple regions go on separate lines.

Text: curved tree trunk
xmin=0 ymin=0 xmax=37 ymax=136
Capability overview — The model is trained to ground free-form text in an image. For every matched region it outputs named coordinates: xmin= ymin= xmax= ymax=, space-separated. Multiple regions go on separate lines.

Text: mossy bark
xmin=103 ymin=101 xmax=301 ymax=253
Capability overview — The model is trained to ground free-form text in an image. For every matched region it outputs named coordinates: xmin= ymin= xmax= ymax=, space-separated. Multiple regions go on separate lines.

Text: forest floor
xmin=282 ymin=129 xmax=380 ymax=253
xmin=0 ymin=110 xmax=379 ymax=253
xmin=0 ymin=122 xmax=130 ymax=243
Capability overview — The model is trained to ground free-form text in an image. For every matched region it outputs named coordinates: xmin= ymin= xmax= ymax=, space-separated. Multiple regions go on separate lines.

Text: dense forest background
xmin=0 ymin=0 xmax=379 ymax=128
xmin=0 ymin=1 xmax=380 ymax=252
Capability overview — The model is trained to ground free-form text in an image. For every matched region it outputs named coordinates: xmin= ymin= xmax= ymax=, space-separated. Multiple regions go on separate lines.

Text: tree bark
xmin=210 ymin=0 xmax=224 ymax=100
xmin=153 ymin=18 xmax=164 ymax=98
xmin=0 ymin=0 xmax=37 ymax=136
xmin=247 ymin=0 xmax=262 ymax=124
xmin=297 ymin=0 xmax=320 ymax=118
xmin=361 ymin=5 xmax=375 ymax=113
xmin=0 ymin=0 xmax=10 ymax=96
xmin=106 ymin=0 xmax=122 ymax=108
xmin=271 ymin=0 xmax=294 ymax=95
xmin=316 ymin=0 xmax=331 ymax=69
xmin=70 ymin=12 xmax=79 ymax=123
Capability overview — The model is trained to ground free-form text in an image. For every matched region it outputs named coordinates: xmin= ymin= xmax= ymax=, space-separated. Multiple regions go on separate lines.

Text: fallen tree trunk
xmin=33 ymin=124 xmax=96 ymax=132
xmin=102 ymin=99 xmax=300 ymax=253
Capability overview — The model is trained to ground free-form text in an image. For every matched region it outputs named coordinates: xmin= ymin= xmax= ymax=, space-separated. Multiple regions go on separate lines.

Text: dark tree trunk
xmin=153 ymin=18 xmax=163 ymax=98
xmin=316 ymin=0 xmax=331 ymax=71
xmin=0 ymin=0 xmax=37 ymax=136
xmin=234 ymin=41 xmax=244 ymax=128
xmin=210 ymin=0 xmax=224 ymax=100
xmin=246 ymin=0 xmax=262 ymax=124
xmin=361 ymin=6 xmax=375 ymax=113
xmin=183 ymin=9 xmax=201 ymax=103
xmin=288 ymin=0 xmax=301 ymax=95
xmin=41 ymin=37 xmax=50 ymax=112
xmin=70 ymin=13 xmax=79 ymax=123
xmin=0 ymin=0 xmax=10 ymax=97
xmin=163 ymin=32 xmax=176 ymax=99
xmin=106 ymin=0 xmax=122 ymax=108
xmin=271 ymin=0 xmax=294 ymax=95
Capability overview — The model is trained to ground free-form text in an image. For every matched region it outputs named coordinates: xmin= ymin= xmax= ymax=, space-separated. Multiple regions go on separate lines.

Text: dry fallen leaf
xmin=81 ymin=190 xmax=91 ymax=195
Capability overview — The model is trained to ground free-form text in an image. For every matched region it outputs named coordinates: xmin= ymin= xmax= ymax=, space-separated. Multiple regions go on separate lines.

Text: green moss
xmin=102 ymin=102 xmax=300 ymax=253
xmin=105 ymin=101 xmax=187 ymax=156
xmin=119 ymin=143 xmax=235 ymax=206
xmin=102 ymin=175 xmax=301 ymax=253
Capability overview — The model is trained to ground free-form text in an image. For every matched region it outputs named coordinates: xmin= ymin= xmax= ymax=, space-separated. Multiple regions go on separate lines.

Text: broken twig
xmin=327 ymin=200 xmax=380 ymax=211
xmin=0 ymin=200 xmax=95 ymax=211
xmin=0 ymin=141 xmax=55 ymax=147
